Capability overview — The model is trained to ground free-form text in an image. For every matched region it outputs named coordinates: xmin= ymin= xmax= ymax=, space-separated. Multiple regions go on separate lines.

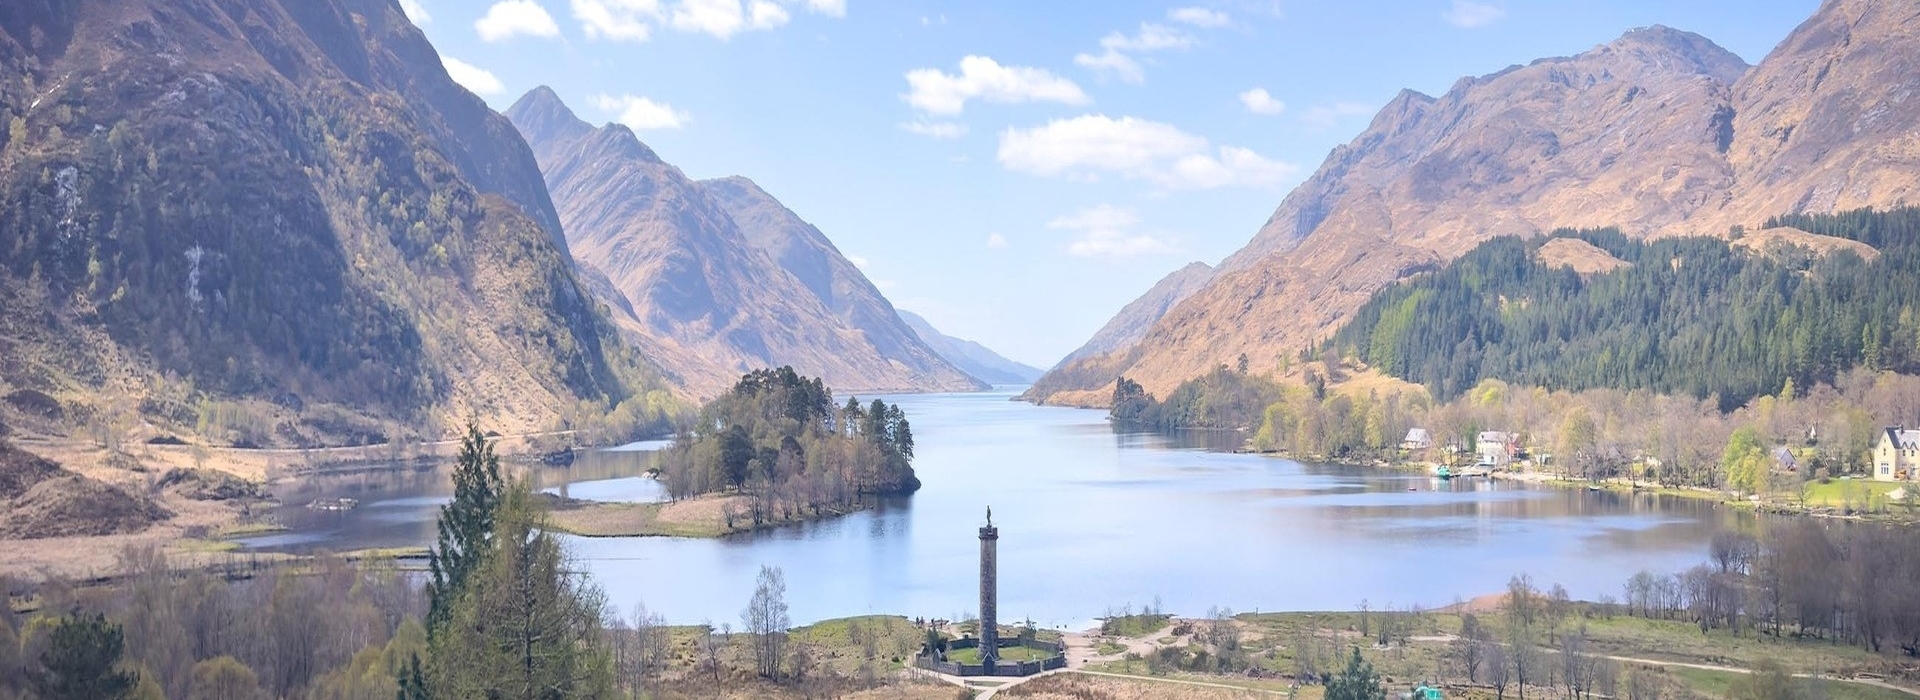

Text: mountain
xmin=896 ymin=311 xmax=1042 ymax=385
xmin=505 ymin=88 xmax=983 ymax=398
xmin=0 ymin=0 xmax=662 ymax=446
xmin=1021 ymin=261 xmax=1211 ymax=405
xmin=1031 ymin=2 xmax=1920 ymax=406
xmin=1054 ymin=261 xmax=1213 ymax=368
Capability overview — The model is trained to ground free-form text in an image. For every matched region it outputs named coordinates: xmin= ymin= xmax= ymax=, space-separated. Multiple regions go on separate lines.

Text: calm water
xmin=243 ymin=388 xmax=1744 ymax=628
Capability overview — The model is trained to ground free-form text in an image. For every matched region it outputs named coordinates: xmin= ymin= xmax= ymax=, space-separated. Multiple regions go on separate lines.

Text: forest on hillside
xmin=1329 ymin=208 xmax=1920 ymax=409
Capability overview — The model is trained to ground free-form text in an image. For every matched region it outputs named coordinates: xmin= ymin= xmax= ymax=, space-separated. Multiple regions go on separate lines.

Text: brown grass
xmin=1734 ymin=226 xmax=1881 ymax=262
xmin=1536 ymin=237 xmax=1630 ymax=276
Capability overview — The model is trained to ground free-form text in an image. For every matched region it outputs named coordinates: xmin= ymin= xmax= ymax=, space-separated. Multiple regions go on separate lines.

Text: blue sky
xmin=405 ymin=0 xmax=1818 ymax=368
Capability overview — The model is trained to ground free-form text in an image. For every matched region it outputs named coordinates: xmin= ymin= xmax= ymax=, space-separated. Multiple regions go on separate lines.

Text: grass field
xmin=1665 ymin=666 xmax=1917 ymax=700
xmin=947 ymin=644 xmax=1057 ymax=664
xmin=1802 ymin=479 xmax=1908 ymax=509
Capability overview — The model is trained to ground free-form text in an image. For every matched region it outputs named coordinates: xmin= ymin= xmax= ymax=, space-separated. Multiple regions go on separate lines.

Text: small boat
xmin=306 ymin=497 xmax=360 ymax=511
xmin=1435 ymin=465 xmax=1454 ymax=479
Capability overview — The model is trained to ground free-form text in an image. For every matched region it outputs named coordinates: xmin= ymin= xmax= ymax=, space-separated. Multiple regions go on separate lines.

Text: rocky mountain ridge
xmin=506 ymin=87 xmax=984 ymax=399
xmin=1032 ymin=0 xmax=1920 ymax=406
xmin=0 ymin=0 xmax=663 ymax=445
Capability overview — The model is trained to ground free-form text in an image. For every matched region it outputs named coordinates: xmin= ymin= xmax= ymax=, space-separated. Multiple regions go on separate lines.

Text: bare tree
xmin=1484 ymin=640 xmax=1511 ymax=700
xmin=742 ymin=565 xmax=790 ymax=679
xmin=697 ymin=620 xmax=725 ymax=688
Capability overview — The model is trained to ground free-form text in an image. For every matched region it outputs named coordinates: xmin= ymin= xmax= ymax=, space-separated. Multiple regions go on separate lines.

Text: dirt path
xmin=1060 ymin=623 xmax=1179 ymax=668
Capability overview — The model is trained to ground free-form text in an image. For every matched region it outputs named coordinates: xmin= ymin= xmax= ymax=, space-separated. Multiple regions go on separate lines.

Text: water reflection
xmin=244 ymin=390 xmax=1748 ymax=628
xmin=235 ymin=443 xmax=661 ymax=552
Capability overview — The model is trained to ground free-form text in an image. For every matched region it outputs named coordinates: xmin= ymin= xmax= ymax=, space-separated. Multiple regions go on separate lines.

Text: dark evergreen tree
xmin=29 ymin=612 xmax=136 ymax=700
xmin=425 ymin=423 xmax=503 ymax=636
xmin=1324 ymin=647 xmax=1384 ymax=700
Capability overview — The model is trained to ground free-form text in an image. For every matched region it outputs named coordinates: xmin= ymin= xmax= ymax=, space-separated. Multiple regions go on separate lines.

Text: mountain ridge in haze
xmin=896 ymin=311 xmax=1042 ymax=385
xmin=506 ymin=87 xmax=985 ymax=398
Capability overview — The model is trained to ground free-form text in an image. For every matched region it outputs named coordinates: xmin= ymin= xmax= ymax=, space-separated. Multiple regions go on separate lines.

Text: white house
xmin=1874 ymin=428 xmax=1920 ymax=481
xmin=1477 ymin=431 xmax=1518 ymax=467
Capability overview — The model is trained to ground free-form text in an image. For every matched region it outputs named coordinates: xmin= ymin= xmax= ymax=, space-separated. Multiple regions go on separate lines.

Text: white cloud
xmin=476 ymin=0 xmax=561 ymax=41
xmin=1302 ymin=101 xmax=1374 ymax=128
xmin=1239 ymin=87 xmax=1286 ymax=115
xmin=592 ymin=93 xmax=691 ymax=130
xmin=571 ymin=0 xmax=835 ymax=41
xmin=441 ymin=56 xmax=505 ymax=96
xmin=1073 ymin=50 xmax=1144 ymax=84
xmin=1168 ymin=7 xmax=1231 ymax=28
xmin=1074 ymin=23 xmax=1195 ymax=84
xmin=900 ymin=120 xmax=969 ymax=139
xmin=998 ymin=114 xmax=1294 ymax=190
xmin=400 ymin=0 xmax=431 ymax=24
xmin=847 ymin=254 xmax=870 ymax=268
xmin=670 ymin=0 xmax=746 ymax=37
xmin=748 ymin=0 xmax=789 ymax=29
xmin=903 ymin=56 xmax=1090 ymax=116
xmin=1443 ymin=0 xmax=1505 ymax=28
xmin=1049 ymin=205 xmax=1176 ymax=257
xmin=572 ymin=0 xmax=657 ymax=41
xmin=986 ymin=232 xmax=1009 ymax=249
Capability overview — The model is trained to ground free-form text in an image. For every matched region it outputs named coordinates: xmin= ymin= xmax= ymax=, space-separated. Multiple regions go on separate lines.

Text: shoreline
xmin=542 ymin=491 xmax=874 ymax=538
xmin=1246 ymin=445 xmax=1920 ymax=523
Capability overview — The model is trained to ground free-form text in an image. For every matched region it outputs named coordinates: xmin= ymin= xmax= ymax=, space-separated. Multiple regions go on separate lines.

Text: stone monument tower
xmin=978 ymin=506 xmax=999 ymax=669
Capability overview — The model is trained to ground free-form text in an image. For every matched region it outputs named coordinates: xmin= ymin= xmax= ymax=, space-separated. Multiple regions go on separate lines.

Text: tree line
xmin=1329 ymin=207 xmax=1920 ymax=410
xmin=656 ymin=367 xmax=920 ymax=528
xmin=0 ymin=422 xmax=910 ymax=700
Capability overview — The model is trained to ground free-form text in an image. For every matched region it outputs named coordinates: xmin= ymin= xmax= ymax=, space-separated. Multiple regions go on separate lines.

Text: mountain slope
xmin=1056 ymin=261 xmax=1213 ymax=369
xmin=1721 ymin=0 xmax=1920 ymax=224
xmin=505 ymin=88 xmax=982 ymax=398
xmin=896 ymin=311 xmax=1041 ymax=385
xmin=0 ymin=0 xmax=661 ymax=445
xmin=1033 ymin=6 xmax=1920 ymax=406
xmin=697 ymin=175 xmax=980 ymax=388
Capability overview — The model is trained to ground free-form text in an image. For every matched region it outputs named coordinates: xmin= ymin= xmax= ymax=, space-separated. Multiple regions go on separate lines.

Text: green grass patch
xmin=1667 ymin=666 xmax=1915 ymax=700
xmin=1803 ymin=479 xmax=1907 ymax=509
xmin=1096 ymin=642 xmax=1127 ymax=656
xmin=1100 ymin=613 xmax=1171 ymax=637
xmin=947 ymin=645 xmax=1056 ymax=664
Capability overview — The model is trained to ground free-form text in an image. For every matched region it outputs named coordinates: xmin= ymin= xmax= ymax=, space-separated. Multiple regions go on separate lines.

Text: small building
xmin=1874 ymin=428 xmax=1920 ymax=482
xmin=1770 ymin=446 xmax=1799 ymax=472
xmin=1402 ymin=428 xmax=1433 ymax=452
xmin=1477 ymin=431 xmax=1517 ymax=467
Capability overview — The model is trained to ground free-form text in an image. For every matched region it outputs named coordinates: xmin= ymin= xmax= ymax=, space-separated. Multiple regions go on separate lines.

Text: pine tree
xmin=30 ymin=612 xmax=137 ymax=700
xmin=425 ymin=423 xmax=503 ymax=636
xmin=1325 ymin=647 xmax=1384 ymax=700
xmin=434 ymin=486 xmax=615 ymax=700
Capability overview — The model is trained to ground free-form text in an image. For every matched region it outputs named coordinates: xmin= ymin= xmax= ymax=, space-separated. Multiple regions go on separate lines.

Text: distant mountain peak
xmin=1600 ymin=24 xmax=1750 ymax=83
xmin=505 ymin=86 xmax=593 ymax=151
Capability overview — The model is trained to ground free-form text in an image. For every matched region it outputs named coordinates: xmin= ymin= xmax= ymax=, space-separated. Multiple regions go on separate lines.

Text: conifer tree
xmin=30 ymin=612 xmax=136 ymax=700
xmin=426 ymin=423 xmax=503 ymax=636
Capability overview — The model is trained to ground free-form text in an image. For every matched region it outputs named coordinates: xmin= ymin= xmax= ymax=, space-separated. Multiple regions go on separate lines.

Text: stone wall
xmin=913 ymin=638 xmax=1066 ymax=677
